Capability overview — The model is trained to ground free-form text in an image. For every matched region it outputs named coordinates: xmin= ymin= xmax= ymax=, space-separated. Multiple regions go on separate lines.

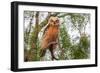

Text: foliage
xmin=58 ymin=23 xmax=71 ymax=60
xmin=72 ymin=35 xmax=90 ymax=59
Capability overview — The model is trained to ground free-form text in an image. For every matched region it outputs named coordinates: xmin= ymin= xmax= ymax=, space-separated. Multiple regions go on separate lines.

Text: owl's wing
xmin=38 ymin=24 xmax=49 ymax=42
xmin=43 ymin=23 xmax=50 ymax=36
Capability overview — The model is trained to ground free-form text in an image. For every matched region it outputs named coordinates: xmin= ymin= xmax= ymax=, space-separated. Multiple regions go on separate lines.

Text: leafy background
xmin=24 ymin=11 xmax=90 ymax=61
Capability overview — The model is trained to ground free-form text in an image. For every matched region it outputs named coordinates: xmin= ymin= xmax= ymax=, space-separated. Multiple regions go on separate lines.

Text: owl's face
xmin=48 ymin=16 xmax=59 ymax=26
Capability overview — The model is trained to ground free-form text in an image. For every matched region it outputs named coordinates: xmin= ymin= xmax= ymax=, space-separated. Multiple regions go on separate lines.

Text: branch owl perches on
xmin=40 ymin=16 xmax=60 ymax=60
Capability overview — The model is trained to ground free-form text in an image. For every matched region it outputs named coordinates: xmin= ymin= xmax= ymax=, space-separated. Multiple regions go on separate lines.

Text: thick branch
xmin=33 ymin=12 xmax=39 ymax=43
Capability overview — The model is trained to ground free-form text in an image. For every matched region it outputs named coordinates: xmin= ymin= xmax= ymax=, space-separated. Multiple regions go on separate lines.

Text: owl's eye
xmin=50 ymin=19 xmax=53 ymax=22
xmin=56 ymin=20 xmax=59 ymax=23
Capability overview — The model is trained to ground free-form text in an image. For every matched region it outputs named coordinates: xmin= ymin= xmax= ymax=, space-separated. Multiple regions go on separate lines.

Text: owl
xmin=39 ymin=16 xmax=60 ymax=60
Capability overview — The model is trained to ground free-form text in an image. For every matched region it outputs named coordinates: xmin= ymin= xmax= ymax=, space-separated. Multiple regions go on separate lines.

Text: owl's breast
xmin=46 ymin=26 xmax=59 ymax=41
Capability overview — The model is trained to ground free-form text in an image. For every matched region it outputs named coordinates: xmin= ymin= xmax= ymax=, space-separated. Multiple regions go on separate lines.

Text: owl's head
xmin=48 ymin=16 xmax=59 ymax=26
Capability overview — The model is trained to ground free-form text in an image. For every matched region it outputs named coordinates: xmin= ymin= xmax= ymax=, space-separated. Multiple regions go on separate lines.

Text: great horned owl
xmin=40 ymin=16 xmax=60 ymax=60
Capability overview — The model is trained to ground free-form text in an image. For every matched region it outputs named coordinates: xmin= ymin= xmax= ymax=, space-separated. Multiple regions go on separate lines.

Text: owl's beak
xmin=54 ymin=22 xmax=56 ymax=24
